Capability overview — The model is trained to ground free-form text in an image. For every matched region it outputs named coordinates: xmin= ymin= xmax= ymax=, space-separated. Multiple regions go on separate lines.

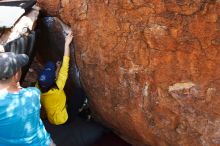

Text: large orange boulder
xmin=37 ymin=1 xmax=220 ymax=146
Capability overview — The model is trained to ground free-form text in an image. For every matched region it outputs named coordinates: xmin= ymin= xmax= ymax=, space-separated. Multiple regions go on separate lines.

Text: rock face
xmin=37 ymin=1 xmax=220 ymax=146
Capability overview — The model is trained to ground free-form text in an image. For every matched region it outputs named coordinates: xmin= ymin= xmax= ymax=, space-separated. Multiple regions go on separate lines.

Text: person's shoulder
xmin=21 ymin=87 xmax=40 ymax=97
xmin=20 ymin=87 xmax=41 ymax=106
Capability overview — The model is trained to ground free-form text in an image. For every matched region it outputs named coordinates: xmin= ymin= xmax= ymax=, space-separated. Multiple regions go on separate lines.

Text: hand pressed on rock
xmin=64 ymin=32 xmax=73 ymax=57
xmin=65 ymin=32 xmax=73 ymax=47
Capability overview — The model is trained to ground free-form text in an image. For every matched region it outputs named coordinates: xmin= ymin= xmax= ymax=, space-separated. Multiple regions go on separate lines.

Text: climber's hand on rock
xmin=64 ymin=32 xmax=73 ymax=56
xmin=65 ymin=32 xmax=73 ymax=47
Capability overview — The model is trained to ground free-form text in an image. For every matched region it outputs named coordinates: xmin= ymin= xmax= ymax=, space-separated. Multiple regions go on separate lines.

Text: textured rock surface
xmin=38 ymin=1 xmax=220 ymax=146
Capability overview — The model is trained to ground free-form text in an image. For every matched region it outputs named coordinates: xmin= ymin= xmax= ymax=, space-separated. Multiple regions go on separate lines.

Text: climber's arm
xmin=56 ymin=32 xmax=73 ymax=90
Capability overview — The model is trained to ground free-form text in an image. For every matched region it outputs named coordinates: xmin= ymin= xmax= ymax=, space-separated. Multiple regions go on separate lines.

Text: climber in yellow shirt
xmin=37 ymin=32 xmax=73 ymax=125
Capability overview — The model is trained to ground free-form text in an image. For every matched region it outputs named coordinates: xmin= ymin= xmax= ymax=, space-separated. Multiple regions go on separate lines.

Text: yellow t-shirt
xmin=37 ymin=56 xmax=70 ymax=125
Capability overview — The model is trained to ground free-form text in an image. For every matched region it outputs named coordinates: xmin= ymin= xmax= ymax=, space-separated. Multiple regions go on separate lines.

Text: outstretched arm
xmin=56 ymin=32 xmax=73 ymax=89
xmin=64 ymin=32 xmax=73 ymax=57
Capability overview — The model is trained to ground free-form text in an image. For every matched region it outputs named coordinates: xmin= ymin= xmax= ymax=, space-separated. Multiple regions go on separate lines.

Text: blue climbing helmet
xmin=38 ymin=61 xmax=56 ymax=89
